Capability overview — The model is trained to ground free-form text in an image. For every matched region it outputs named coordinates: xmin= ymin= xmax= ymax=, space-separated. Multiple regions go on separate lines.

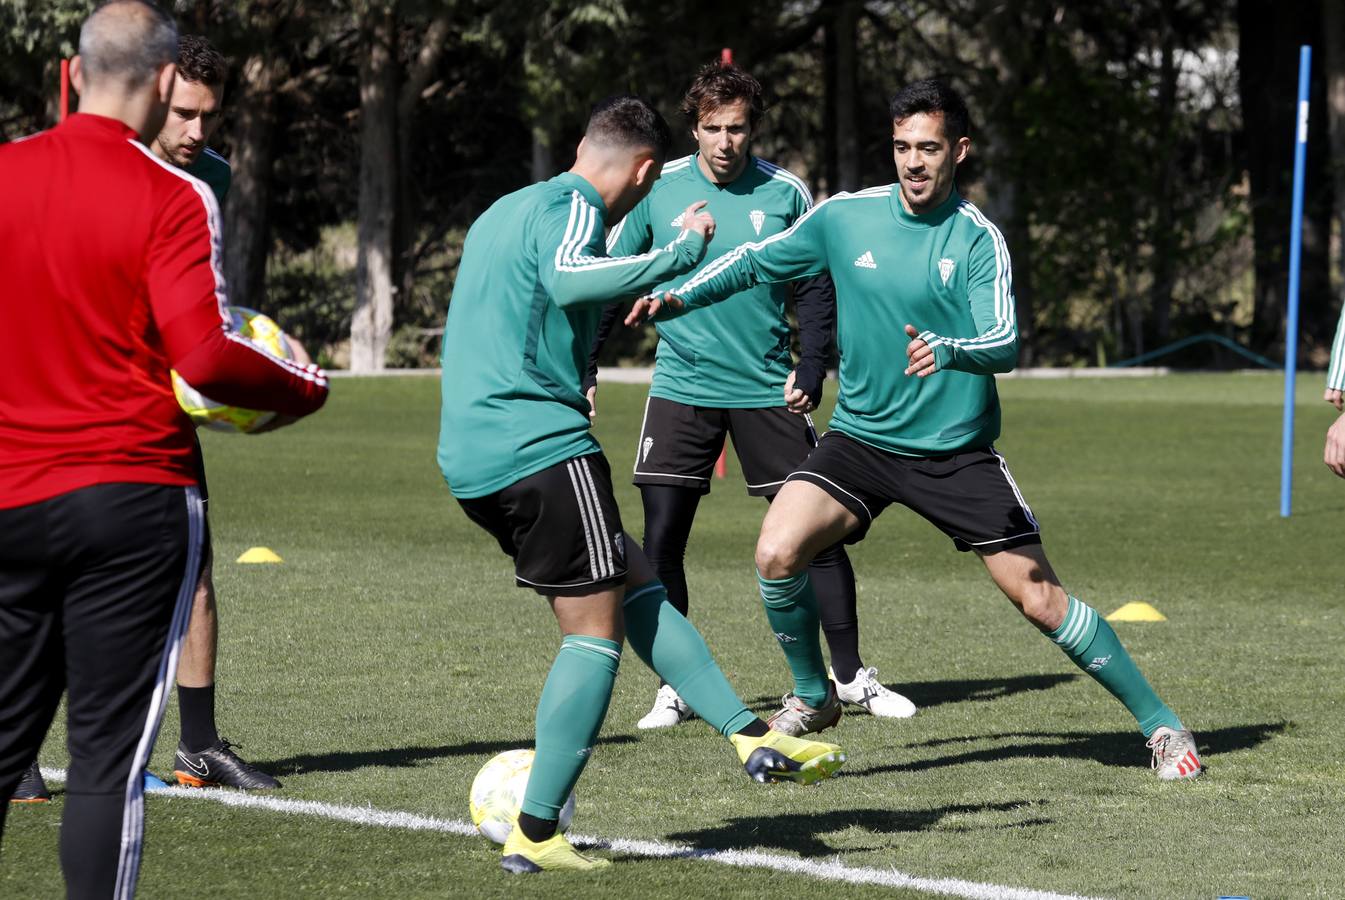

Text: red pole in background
xmin=721 ymin=47 xmax=733 ymax=65
xmin=59 ymin=59 xmax=70 ymax=122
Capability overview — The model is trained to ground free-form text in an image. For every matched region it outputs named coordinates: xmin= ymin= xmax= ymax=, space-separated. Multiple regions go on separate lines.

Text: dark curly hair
xmin=889 ymin=79 xmax=970 ymax=141
xmin=679 ymin=62 xmax=765 ymax=128
xmin=177 ymin=34 xmax=226 ymax=87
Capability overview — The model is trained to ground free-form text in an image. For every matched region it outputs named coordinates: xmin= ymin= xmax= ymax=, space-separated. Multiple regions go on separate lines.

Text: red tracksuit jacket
xmin=0 ymin=113 xmax=328 ymax=509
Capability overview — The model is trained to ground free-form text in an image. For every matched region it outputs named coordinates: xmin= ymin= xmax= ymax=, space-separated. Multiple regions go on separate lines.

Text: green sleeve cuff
xmin=931 ymin=341 xmax=954 ymax=372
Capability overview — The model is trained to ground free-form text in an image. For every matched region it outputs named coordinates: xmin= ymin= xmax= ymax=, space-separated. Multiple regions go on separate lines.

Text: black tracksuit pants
xmin=0 ymin=482 xmax=203 ymax=899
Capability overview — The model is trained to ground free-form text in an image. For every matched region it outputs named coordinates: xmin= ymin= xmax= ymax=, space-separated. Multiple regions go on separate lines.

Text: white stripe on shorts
xmin=577 ymin=457 xmax=616 ymax=577
xmin=785 ymin=470 xmax=873 ymax=522
xmin=989 ymin=447 xmax=1040 ymax=531
xmin=565 ymin=460 xmax=603 ymax=581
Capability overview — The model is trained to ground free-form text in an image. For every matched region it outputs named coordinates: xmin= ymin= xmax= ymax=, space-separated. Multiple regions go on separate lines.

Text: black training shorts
xmin=458 ymin=452 xmax=628 ymax=596
xmin=633 ymin=396 xmax=818 ymax=497
xmin=788 ymin=431 xmax=1042 ymax=551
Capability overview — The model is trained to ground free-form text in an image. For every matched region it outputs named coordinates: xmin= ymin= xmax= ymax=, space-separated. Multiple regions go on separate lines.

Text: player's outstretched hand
xmin=903 ymin=324 xmax=937 ymax=377
xmin=1326 ymin=412 xmax=1345 ymax=479
xmin=679 ymin=200 xmax=715 ymax=243
xmin=783 ymin=369 xmax=816 ymax=415
xmin=624 ymin=292 xmax=684 ymax=326
xmin=1325 ymin=388 xmax=1343 ymax=411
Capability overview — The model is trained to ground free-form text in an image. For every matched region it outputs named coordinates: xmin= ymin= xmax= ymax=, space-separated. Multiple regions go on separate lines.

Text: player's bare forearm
xmin=1326 ymin=412 xmax=1345 ymax=479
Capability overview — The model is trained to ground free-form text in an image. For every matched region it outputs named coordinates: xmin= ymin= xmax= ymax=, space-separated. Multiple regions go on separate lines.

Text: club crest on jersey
xmin=642 ymin=436 xmax=654 ymax=461
xmin=670 ymin=212 xmax=686 ymax=227
xmin=938 ymin=257 xmax=956 ymax=285
xmin=749 ymin=209 xmax=766 ymax=235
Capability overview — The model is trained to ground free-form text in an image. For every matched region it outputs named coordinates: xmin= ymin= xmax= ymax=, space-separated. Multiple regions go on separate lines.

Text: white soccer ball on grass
xmin=468 ymin=748 xmax=576 ymax=845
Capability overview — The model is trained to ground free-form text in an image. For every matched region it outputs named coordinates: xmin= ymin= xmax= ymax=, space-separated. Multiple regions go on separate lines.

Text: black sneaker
xmin=9 ymin=761 xmax=50 ymax=803
xmin=174 ymin=739 xmax=282 ymax=790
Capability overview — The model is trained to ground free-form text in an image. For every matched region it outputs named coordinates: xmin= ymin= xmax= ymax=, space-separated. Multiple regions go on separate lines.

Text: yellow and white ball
xmin=469 ymin=748 xmax=576 ymax=845
xmin=172 ymin=306 xmax=294 ymax=433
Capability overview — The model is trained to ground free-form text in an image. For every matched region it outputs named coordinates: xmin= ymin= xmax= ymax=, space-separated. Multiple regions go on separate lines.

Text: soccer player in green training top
xmin=1324 ymin=306 xmax=1345 ymax=479
xmin=657 ymin=79 xmax=1203 ymax=781
xmin=9 ymin=34 xmax=281 ymax=805
xmin=151 ymin=34 xmax=285 ymax=793
xmin=437 ymin=95 xmax=846 ymax=875
xmin=594 ymin=63 xmax=915 ymax=732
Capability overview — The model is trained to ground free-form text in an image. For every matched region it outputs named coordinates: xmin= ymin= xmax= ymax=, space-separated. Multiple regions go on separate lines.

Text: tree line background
xmin=1 ymin=0 xmax=1342 ymax=372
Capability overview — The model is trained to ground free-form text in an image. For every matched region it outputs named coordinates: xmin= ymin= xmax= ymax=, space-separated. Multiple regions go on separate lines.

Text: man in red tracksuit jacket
xmin=0 ymin=2 xmax=327 ymax=897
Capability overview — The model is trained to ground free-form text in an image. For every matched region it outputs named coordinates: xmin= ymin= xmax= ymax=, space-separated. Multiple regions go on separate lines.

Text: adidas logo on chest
xmin=853 ymin=250 xmax=877 ymax=269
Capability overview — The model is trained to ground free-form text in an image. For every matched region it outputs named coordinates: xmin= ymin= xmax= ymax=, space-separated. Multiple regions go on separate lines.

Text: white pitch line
xmin=39 ymin=768 xmax=1102 ymax=900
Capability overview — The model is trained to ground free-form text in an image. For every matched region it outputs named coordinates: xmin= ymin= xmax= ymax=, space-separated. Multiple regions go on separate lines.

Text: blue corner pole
xmin=1280 ymin=45 xmax=1311 ymax=518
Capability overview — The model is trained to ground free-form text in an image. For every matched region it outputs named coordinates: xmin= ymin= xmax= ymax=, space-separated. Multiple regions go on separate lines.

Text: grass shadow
xmin=744 ymin=673 xmax=1078 ymax=713
xmin=651 ymin=801 xmax=1051 ymax=858
xmin=255 ymin=734 xmax=638 ymax=777
xmin=842 ymin=721 xmax=1288 ymax=777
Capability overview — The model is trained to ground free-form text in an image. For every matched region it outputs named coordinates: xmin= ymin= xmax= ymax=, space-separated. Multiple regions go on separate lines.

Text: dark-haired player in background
xmin=438 ymin=94 xmax=845 ymax=874
xmin=0 ymin=2 xmax=326 ymax=895
xmin=594 ymin=63 xmax=916 ymax=735
xmin=660 ymin=79 xmax=1202 ymax=780
xmin=150 ymin=33 xmax=287 ymax=794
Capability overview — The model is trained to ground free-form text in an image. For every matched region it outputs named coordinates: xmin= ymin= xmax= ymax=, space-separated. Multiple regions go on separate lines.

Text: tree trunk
xmin=1237 ymin=0 xmax=1333 ymax=355
xmin=223 ymin=52 xmax=282 ymax=311
xmin=395 ymin=15 xmax=453 ymax=303
xmin=351 ymin=7 xmax=398 ymax=372
xmin=822 ymin=13 xmax=838 ymax=195
xmin=833 ymin=1 xmax=861 ymax=193
xmin=531 ymin=127 xmax=554 ymax=183
xmin=975 ymin=3 xmax=1036 ymax=365
xmin=1149 ymin=0 xmax=1178 ymax=344
xmin=1324 ymin=0 xmax=1345 ymax=331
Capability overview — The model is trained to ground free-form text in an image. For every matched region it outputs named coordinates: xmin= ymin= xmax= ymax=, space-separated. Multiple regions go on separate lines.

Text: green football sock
xmin=623 ymin=580 xmax=757 ymax=737
xmin=520 ymin=635 xmax=620 ymax=820
xmin=757 ymin=571 xmax=830 ymax=708
xmin=1048 ymin=596 xmax=1183 ymax=737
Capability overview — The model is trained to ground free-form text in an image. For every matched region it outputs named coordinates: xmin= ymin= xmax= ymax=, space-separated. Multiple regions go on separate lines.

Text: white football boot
xmin=1147 ymin=726 xmax=1204 ymax=780
xmin=637 ymin=683 xmax=693 ymax=729
xmin=766 ymin=683 xmax=843 ymax=736
xmin=831 ymin=666 xmax=917 ymax=719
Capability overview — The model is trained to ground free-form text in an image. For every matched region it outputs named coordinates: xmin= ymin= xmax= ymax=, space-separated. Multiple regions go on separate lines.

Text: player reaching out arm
xmin=660 ymin=79 xmax=1202 ymax=781
xmin=602 ymin=63 xmax=913 ymax=733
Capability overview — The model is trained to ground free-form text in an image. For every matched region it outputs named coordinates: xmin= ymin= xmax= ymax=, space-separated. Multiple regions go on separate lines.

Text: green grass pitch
xmin=5 ymin=373 xmax=1345 ymax=898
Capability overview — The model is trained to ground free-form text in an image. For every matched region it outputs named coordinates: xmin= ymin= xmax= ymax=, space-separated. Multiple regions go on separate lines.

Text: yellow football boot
xmin=500 ymin=826 xmax=611 ymax=874
xmin=730 ymin=729 xmax=847 ymax=785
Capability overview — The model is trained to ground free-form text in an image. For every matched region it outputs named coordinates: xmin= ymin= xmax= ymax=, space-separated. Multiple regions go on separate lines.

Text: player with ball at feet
xmin=654 ymin=79 xmax=1202 ymax=781
xmin=438 ymin=95 xmax=846 ymax=875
